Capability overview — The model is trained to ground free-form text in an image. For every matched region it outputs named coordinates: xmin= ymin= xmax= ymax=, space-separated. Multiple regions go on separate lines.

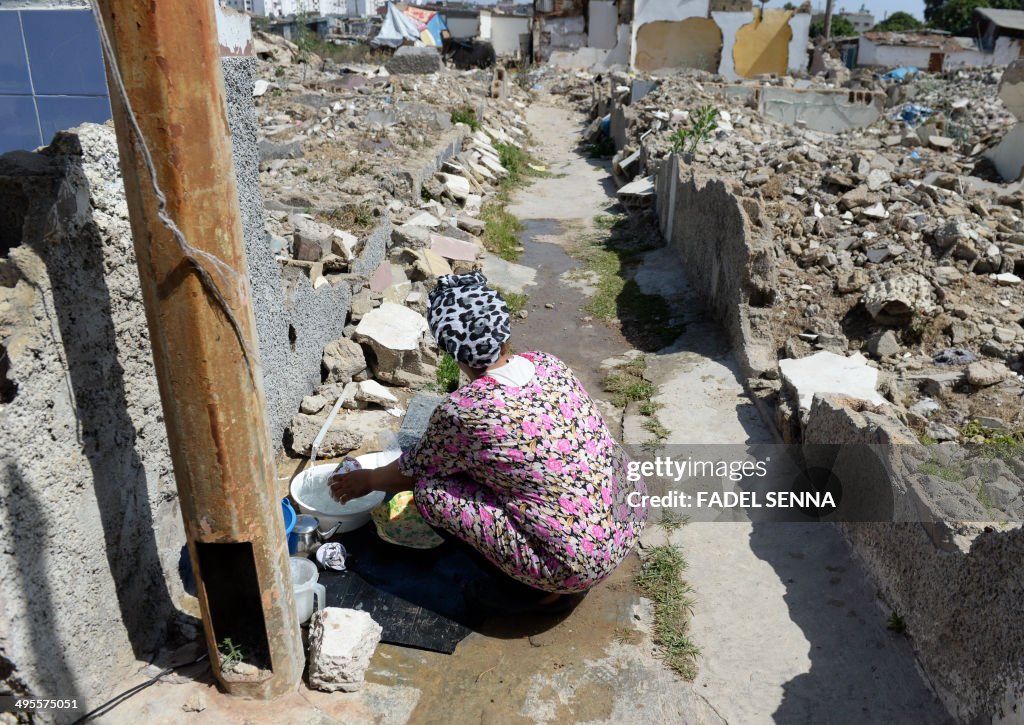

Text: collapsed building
xmin=535 ymin=0 xmax=811 ymax=79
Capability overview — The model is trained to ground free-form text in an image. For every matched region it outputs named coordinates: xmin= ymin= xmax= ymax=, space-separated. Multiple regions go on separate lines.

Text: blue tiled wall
xmin=0 ymin=7 xmax=111 ymax=154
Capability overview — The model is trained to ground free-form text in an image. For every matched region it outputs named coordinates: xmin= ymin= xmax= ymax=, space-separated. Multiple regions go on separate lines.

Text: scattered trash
xmin=316 ymin=542 xmax=349 ymax=571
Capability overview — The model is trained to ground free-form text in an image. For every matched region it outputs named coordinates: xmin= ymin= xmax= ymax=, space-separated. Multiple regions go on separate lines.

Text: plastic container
xmin=289 ymin=556 xmax=325 ymax=624
xmin=282 ymin=498 xmax=297 ymax=554
xmin=289 ymin=450 xmax=401 ymax=532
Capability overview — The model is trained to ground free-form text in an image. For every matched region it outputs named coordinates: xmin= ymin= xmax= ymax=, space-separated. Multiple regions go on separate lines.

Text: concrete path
xmin=506 ymin=102 xmax=949 ymax=722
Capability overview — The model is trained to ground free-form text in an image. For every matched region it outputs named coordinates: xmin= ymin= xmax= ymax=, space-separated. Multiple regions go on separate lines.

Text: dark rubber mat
xmin=317 ymin=524 xmax=492 ymax=654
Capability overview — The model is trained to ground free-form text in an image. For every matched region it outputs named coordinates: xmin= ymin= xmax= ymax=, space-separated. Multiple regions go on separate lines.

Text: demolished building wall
xmin=732 ymin=8 xmax=793 ymax=78
xmin=630 ymin=0 xmax=810 ymax=79
xmin=655 ymin=158 xmax=778 ymax=378
xmin=634 ymin=18 xmax=722 ymax=73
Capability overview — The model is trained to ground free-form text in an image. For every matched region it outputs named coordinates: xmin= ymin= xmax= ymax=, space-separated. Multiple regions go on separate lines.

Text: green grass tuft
xmin=495 ymin=287 xmax=529 ymax=317
xmin=481 ymin=195 xmax=523 ymax=262
xmin=434 ymin=353 xmax=461 ymax=394
xmin=634 ymin=544 xmax=700 ymax=679
xmin=451 ymin=107 xmax=481 ymax=131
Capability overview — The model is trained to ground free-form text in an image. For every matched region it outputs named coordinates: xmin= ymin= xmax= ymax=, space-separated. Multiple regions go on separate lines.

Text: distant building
xmin=223 ymin=0 xmax=361 ymax=18
xmin=839 ymin=10 xmax=874 ymax=33
xmin=975 ymin=7 xmax=1024 ymax=52
xmin=858 ymin=28 xmax=1020 ymax=70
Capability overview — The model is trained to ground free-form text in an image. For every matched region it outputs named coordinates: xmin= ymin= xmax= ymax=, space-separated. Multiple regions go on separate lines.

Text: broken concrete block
xmin=308 ymin=608 xmax=383 ymax=693
xmin=430 ymin=233 xmax=481 ymax=262
xmin=290 ymin=214 xmax=335 ymax=262
xmin=928 ymin=135 xmax=955 ymax=150
xmin=438 ymin=173 xmax=471 ymax=201
xmin=866 ymin=329 xmax=901 ymax=358
xmin=288 ymin=410 xmax=392 ymax=457
xmin=385 ymin=46 xmax=442 ymax=75
xmin=457 ymin=214 xmax=486 ymax=236
xmin=862 ymin=274 xmax=935 ymax=325
xmin=381 ymin=264 xmax=412 ymax=305
xmin=331 ymin=229 xmax=359 ymax=262
xmin=322 ymin=338 xmax=367 ymax=384
xmin=780 ymin=351 xmax=886 ymax=416
xmin=840 ymin=186 xmax=873 ymax=210
xmin=357 ymin=379 xmax=399 ymax=407
xmin=353 ymin=302 xmax=431 ymax=386
xmin=413 ymin=248 xmax=453 ymax=280
xmin=405 ymin=211 xmax=443 ymax=228
xmin=392 ymin=223 xmax=432 ymax=249
xmin=350 ymin=288 xmax=376 ymax=322
xmin=616 ymin=175 xmax=655 ymax=208
xmin=966 ymin=360 xmax=1010 ymax=387
xmin=463 ymin=193 xmax=483 ymax=216
xmin=301 ymin=393 xmax=328 ymax=415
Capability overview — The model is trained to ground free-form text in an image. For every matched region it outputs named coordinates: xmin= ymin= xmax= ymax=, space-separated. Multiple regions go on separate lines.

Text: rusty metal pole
xmin=93 ymin=0 xmax=303 ymax=697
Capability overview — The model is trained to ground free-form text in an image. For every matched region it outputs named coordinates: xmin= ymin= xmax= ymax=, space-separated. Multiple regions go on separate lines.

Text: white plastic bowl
xmin=289 ymin=451 xmax=401 ymax=532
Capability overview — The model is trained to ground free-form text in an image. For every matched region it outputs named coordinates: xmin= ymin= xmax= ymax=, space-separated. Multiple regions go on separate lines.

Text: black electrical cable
xmin=70 ymin=654 xmax=208 ymax=724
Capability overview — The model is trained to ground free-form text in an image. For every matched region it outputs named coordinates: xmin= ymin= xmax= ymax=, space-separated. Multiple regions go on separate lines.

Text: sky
xmin=815 ymin=0 xmax=928 ymax=21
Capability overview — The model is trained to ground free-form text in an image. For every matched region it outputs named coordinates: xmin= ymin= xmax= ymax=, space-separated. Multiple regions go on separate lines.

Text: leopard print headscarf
xmin=427 ymin=272 xmax=510 ymax=368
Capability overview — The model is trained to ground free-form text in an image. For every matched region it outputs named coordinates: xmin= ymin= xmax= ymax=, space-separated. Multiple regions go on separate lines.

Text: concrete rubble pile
xmin=250 ymin=33 xmax=532 ymax=458
xmin=575 ymin=65 xmax=1024 ymax=450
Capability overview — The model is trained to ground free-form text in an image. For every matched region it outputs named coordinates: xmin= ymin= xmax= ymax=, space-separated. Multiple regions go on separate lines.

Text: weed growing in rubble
xmin=218 ymin=638 xmax=244 ymax=668
xmin=886 ymin=612 xmax=907 ymax=635
xmin=634 ymin=544 xmax=700 ymax=679
xmin=432 ymin=354 xmax=460 ymax=393
xmin=670 ymin=104 xmax=719 ymax=156
xmin=450 ymin=107 xmax=481 ymax=131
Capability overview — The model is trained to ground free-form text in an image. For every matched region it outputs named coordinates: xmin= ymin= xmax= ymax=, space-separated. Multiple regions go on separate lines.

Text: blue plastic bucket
xmin=282 ymin=498 xmax=297 ymax=554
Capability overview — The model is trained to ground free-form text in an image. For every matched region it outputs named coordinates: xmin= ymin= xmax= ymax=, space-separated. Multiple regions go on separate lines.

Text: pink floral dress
xmin=398 ymin=351 xmax=648 ymax=593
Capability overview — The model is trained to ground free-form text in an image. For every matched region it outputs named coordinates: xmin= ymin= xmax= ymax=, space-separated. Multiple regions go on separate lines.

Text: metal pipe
xmin=93 ymin=0 xmax=303 ymax=698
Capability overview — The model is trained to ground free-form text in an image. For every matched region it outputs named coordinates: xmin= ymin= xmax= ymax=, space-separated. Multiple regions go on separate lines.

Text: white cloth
xmin=485 ymin=354 xmax=535 ymax=387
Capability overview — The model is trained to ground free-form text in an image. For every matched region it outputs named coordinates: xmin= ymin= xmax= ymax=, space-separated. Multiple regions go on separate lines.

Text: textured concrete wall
xmin=221 ymin=54 xmax=354 ymax=444
xmin=803 ymin=396 xmax=1024 ymax=722
xmin=758 ymin=86 xmax=884 ymax=134
xmin=0 ymin=125 xmax=184 ymax=717
xmin=655 ymin=157 xmax=778 ymax=378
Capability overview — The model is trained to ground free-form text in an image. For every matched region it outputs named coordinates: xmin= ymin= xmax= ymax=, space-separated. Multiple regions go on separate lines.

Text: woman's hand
xmin=329 ymin=468 xmax=375 ymax=504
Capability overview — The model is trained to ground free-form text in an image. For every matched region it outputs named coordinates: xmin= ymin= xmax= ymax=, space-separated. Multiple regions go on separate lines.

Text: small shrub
xmin=670 ymin=105 xmax=719 ymax=156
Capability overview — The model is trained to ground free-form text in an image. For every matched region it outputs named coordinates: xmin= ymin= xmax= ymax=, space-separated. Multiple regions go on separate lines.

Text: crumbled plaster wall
xmin=631 ymin=0 xmax=811 ymax=78
xmin=634 ymin=18 xmax=723 ymax=73
xmin=803 ymin=396 xmax=1024 ymax=722
xmin=733 ymin=8 xmax=793 ymax=78
xmin=0 ymin=41 xmax=367 ymax=716
xmin=630 ymin=0 xmax=710 ymax=68
xmin=0 ymin=126 xmax=184 ymax=716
